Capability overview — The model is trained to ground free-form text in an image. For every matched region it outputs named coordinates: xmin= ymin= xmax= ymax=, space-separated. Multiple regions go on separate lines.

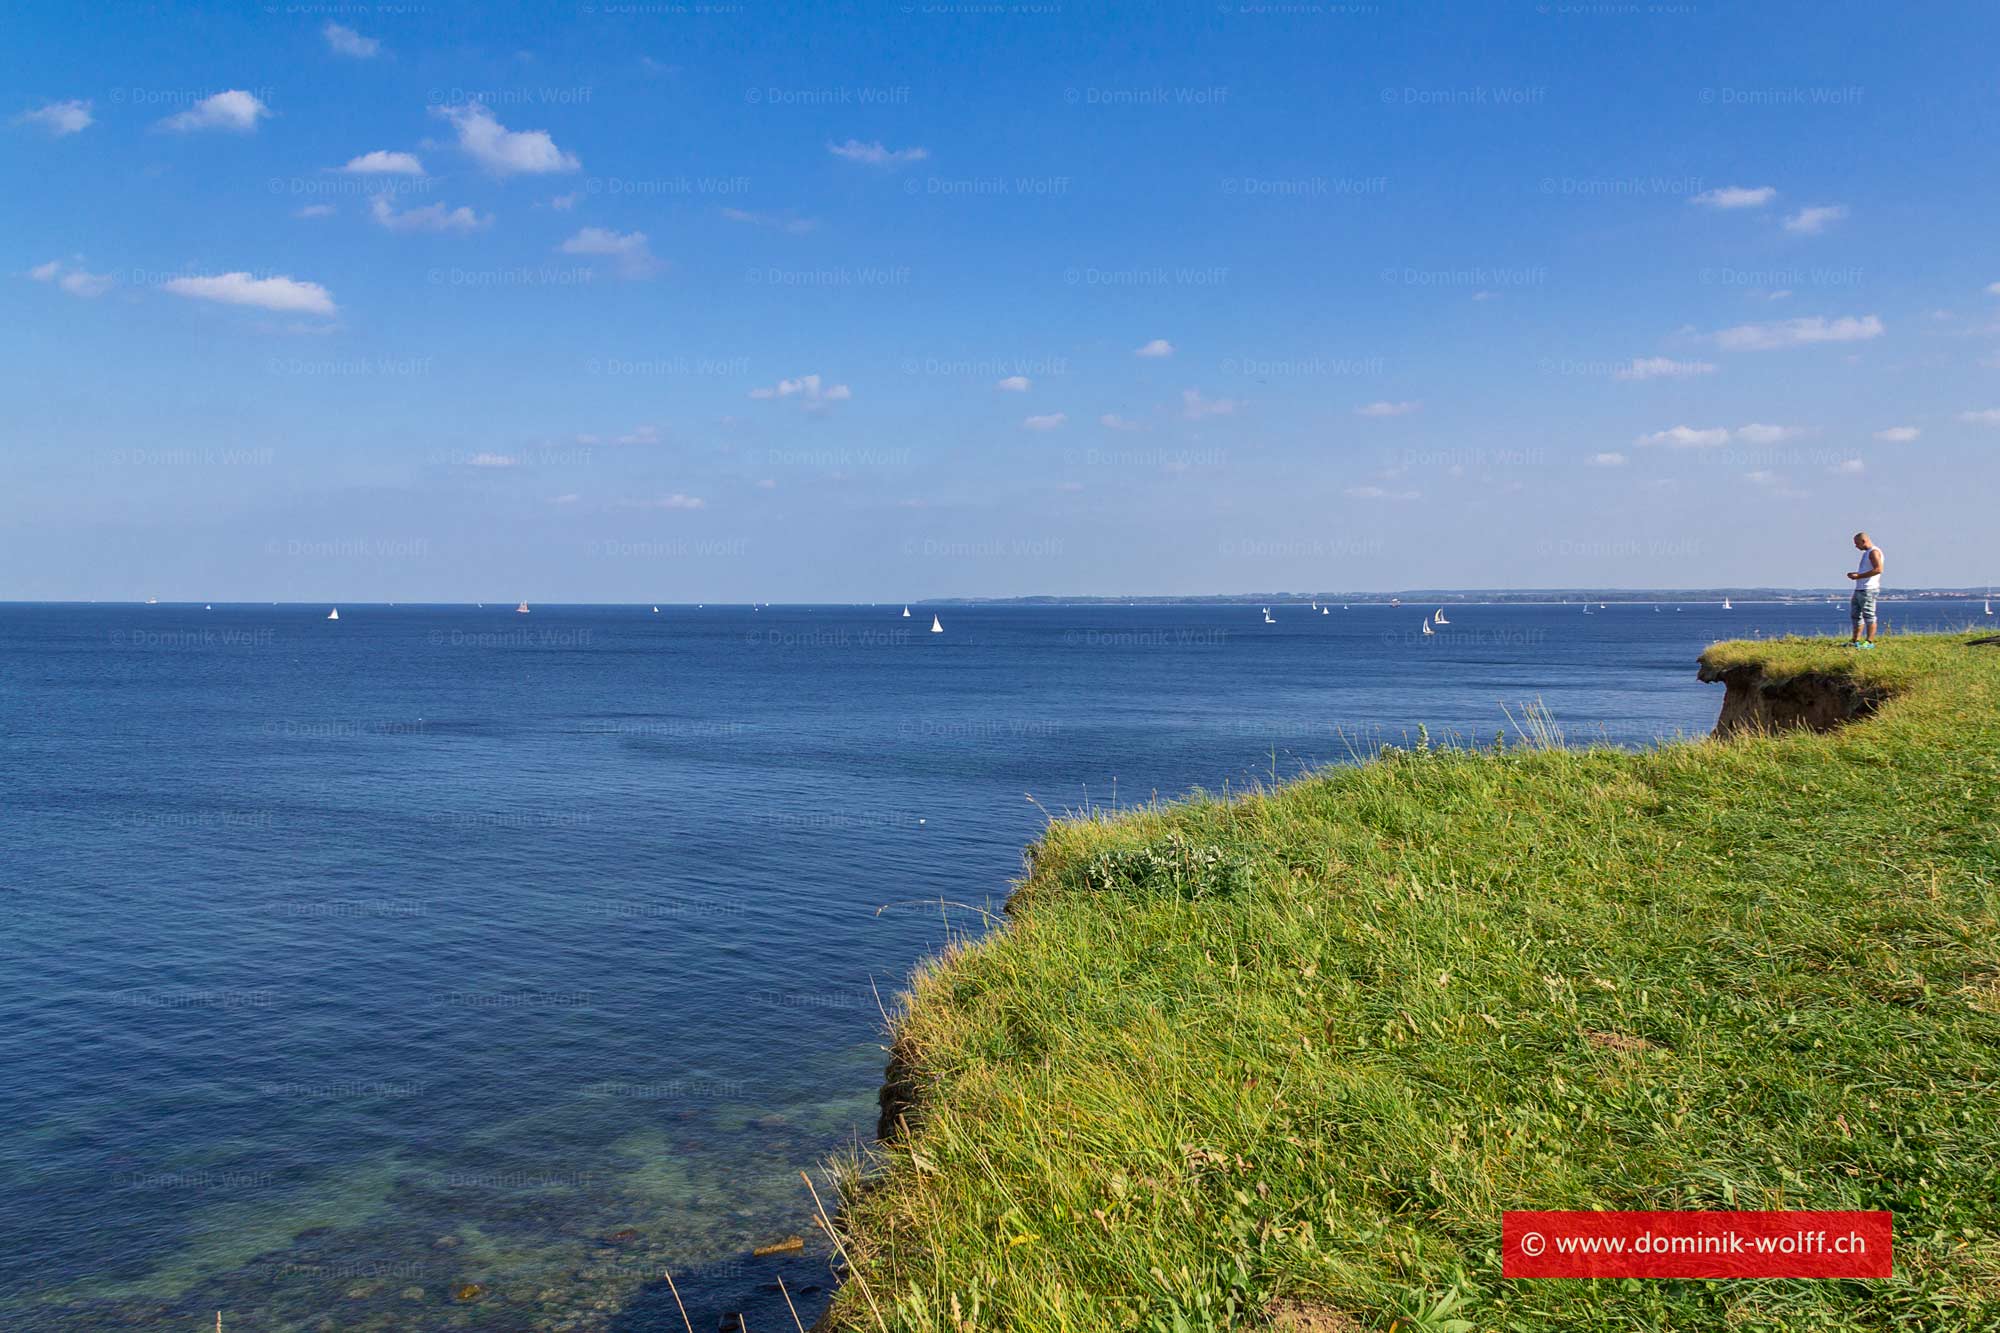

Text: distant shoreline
xmin=4 ymin=590 xmax=1993 ymax=608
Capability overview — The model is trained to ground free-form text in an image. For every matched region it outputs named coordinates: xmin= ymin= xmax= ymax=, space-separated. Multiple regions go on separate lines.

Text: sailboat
xmin=652 ymin=606 xmax=660 ymax=613
xmin=902 ymin=606 xmax=911 ymax=618
xmin=326 ymin=608 xmax=339 ymax=621
xmin=515 ymin=601 xmax=531 ymax=614
xmin=145 ymin=597 xmax=158 ymax=605
xmin=929 ymin=614 xmax=943 ymax=633
xmin=1262 ymin=607 xmax=1275 ymax=624
xmin=1722 ymin=597 xmax=1733 ymax=610
xmin=1986 ymin=599 xmax=1993 ymax=616
xmin=1420 ymin=619 xmax=1434 ymax=636
xmin=1433 ymin=608 xmax=1449 ymax=625
xmin=1322 ymin=607 xmax=1329 ymax=615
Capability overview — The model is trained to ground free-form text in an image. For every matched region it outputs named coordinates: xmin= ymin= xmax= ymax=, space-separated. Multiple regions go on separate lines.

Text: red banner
xmin=1502 ymin=1210 xmax=1892 ymax=1279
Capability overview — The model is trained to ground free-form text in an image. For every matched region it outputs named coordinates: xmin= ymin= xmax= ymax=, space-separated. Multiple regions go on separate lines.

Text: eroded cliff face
xmin=1697 ymin=661 xmax=1890 ymax=737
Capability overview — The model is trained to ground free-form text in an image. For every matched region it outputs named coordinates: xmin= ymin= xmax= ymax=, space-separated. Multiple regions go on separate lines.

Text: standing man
xmin=1846 ymin=531 xmax=1884 ymax=648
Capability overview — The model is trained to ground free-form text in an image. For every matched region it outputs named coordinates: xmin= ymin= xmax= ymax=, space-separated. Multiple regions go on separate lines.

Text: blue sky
xmin=6 ymin=0 xmax=1998 ymax=600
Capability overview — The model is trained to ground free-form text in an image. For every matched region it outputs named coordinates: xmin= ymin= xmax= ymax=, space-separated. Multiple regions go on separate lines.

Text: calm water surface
xmin=2 ymin=599 xmax=1981 ymax=1331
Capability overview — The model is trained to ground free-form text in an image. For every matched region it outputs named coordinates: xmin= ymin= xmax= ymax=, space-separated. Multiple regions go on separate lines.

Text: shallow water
xmin=1 ymin=599 xmax=1980 ymax=1330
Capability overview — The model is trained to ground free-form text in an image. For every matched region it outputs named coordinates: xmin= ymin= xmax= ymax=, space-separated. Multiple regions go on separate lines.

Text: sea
xmin=1 ymin=598 xmax=1988 ymax=1332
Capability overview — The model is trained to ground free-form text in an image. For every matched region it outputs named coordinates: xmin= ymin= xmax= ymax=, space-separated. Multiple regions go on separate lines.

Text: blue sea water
xmin=0 ymin=599 xmax=1983 ymax=1331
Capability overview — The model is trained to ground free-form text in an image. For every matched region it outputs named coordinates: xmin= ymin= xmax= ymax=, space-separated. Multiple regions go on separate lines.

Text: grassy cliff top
xmin=828 ymin=633 xmax=2000 ymax=1332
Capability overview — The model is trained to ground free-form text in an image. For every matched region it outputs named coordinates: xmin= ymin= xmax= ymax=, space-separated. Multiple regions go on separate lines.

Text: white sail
xmin=902 ymin=606 xmax=911 ymax=617
xmin=930 ymin=614 xmax=943 ymax=633
xmin=1420 ymin=620 xmax=1433 ymax=635
xmin=326 ymin=608 xmax=339 ymax=621
xmin=516 ymin=601 xmax=530 ymax=614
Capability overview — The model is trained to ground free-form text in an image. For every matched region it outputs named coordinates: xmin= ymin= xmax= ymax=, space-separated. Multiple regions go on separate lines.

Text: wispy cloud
xmin=995 ymin=376 xmax=1031 ymax=392
xmin=1691 ymin=185 xmax=1775 ymax=209
xmin=157 ymin=90 xmax=269 ymax=133
xmin=1957 ymin=409 xmax=2000 ymax=426
xmin=322 ymin=22 xmax=381 ymax=58
xmin=1615 ymin=356 xmax=1716 ymax=381
xmin=1712 ymin=314 xmax=1882 ymax=351
xmin=1099 ymin=413 xmax=1143 ymax=431
xmin=339 ymin=150 xmax=425 ymax=175
xmin=1873 ymin=425 xmax=1919 ymax=442
xmin=826 ymin=138 xmax=928 ymax=167
xmin=1733 ymin=423 xmax=1806 ymax=444
xmin=1133 ymin=338 xmax=1174 ymax=358
xmin=1830 ymin=459 xmax=1864 ymax=475
xmin=1782 ymin=204 xmax=1848 ymax=235
xmin=370 ymin=195 xmax=491 ymax=233
xmin=1589 ymin=452 xmax=1626 ymax=467
xmin=558 ymin=227 xmax=661 ymax=278
xmin=1344 ymin=485 xmax=1420 ymax=500
xmin=1355 ymin=400 xmax=1420 ymax=417
xmin=295 ymin=204 xmax=335 ymax=219
xmin=28 ymin=257 xmax=113 ymax=298
xmin=624 ymin=493 xmax=705 ymax=510
xmin=1181 ymin=389 xmax=1237 ymax=420
xmin=1023 ymin=412 xmax=1067 ymax=430
xmin=162 ymin=272 xmax=336 ymax=315
xmin=13 ymin=98 xmax=93 ymax=136
xmin=748 ymin=374 xmax=851 ymax=404
xmin=434 ymin=102 xmax=579 ymax=175
xmin=1635 ymin=425 xmax=1730 ymax=448
xmin=720 ymin=207 xmax=817 ymax=234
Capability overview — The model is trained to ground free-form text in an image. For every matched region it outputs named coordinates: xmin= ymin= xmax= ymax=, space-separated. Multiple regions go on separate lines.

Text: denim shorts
xmin=1851 ymin=587 xmax=1878 ymax=621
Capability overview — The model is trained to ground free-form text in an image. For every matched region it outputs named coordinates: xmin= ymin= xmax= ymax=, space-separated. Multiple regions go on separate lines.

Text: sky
xmin=5 ymin=0 xmax=1999 ymax=601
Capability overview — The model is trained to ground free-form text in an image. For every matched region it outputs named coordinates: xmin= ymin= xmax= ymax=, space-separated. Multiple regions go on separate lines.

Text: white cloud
xmin=995 ymin=375 xmax=1031 ymax=392
xmin=157 ymin=90 xmax=270 ymax=133
xmin=1744 ymin=469 xmax=1781 ymax=487
xmin=434 ymin=102 xmax=579 ymax=175
xmin=1782 ymin=204 xmax=1848 ymax=235
xmin=13 ymin=99 xmax=93 ymax=136
xmin=548 ymin=493 xmax=580 ymax=505
xmin=1636 ymin=425 xmax=1730 ymax=448
xmin=1355 ymin=400 xmax=1420 ymax=417
xmin=29 ymin=258 xmax=114 ymax=298
xmin=1589 ymin=452 xmax=1627 ymax=467
xmin=826 ymin=138 xmax=928 ymax=167
xmin=1099 ymin=413 xmax=1143 ymax=430
xmin=468 ymin=452 xmax=518 ymax=468
xmin=1691 ymin=185 xmax=1776 ymax=209
xmin=162 ymin=271 xmax=336 ymax=315
xmin=1957 ymin=409 xmax=2000 ymax=426
xmin=339 ymin=150 xmax=425 ymax=175
xmin=615 ymin=425 xmax=660 ymax=445
xmin=558 ymin=227 xmax=661 ymax=278
xmin=1734 ymin=423 xmax=1805 ymax=444
xmin=1181 ymin=389 xmax=1238 ymax=420
xmin=1831 ymin=459 xmax=1864 ymax=474
xmin=720 ymin=207 xmax=817 ymax=234
xmin=632 ymin=493 xmax=705 ymax=510
xmin=1985 ymin=281 xmax=2000 ymax=296
xmin=322 ymin=22 xmax=381 ymax=57
xmin=1344 ymin=485 xmax=1420 ymax=500
xmin=295 ymin=203 xmax=335 ymax=219
xmin=1873 ymin=426 xmax=1919 ymax=442
xmin=550 ymin=192 xmax=579 ymax=211
xmin=1133 ymin=338 xmax=1174 ymax=358
xmin=370 ymin=195 xmax=489 ymax=232
xmin=747 ymin=373 xmax=850 ymax=404
xmin=1023 ymin=412 xmax=1067 ymax=430
xmin=1712 ymin=314 xmax=1883 ymax=351
xmin=1616 ymin=356 xmax=1716 ymax=381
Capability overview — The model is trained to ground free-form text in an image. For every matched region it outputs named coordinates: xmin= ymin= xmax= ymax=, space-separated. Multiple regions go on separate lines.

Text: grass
xmin=823 ymin=633 xmax=2000 ymax=1332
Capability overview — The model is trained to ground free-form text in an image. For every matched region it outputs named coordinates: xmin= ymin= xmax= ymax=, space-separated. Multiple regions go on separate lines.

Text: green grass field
xmin=823 ymin=633 xmax=2000 ymax=1332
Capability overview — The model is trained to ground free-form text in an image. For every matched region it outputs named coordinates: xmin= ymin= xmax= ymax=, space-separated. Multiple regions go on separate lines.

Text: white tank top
xmin=1856 ymin=547 xmax=1882 ymax=590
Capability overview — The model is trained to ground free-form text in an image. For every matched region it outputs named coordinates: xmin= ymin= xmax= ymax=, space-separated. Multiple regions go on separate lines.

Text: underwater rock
xmin=455 ymin=1282 xmax=486 ymax=1302
xmin=752 ymin=1234 xmax=805 ymax=1256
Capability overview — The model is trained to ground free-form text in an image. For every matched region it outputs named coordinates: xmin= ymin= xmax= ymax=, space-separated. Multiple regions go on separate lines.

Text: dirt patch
xmin=1587 ymin=1030 xmax=1656 ymax=1054
xmin=1695 ymin=663 xmax=1891 ymax=738
xmin=1265 ymin=1299 xmax=1370 ymax=1332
